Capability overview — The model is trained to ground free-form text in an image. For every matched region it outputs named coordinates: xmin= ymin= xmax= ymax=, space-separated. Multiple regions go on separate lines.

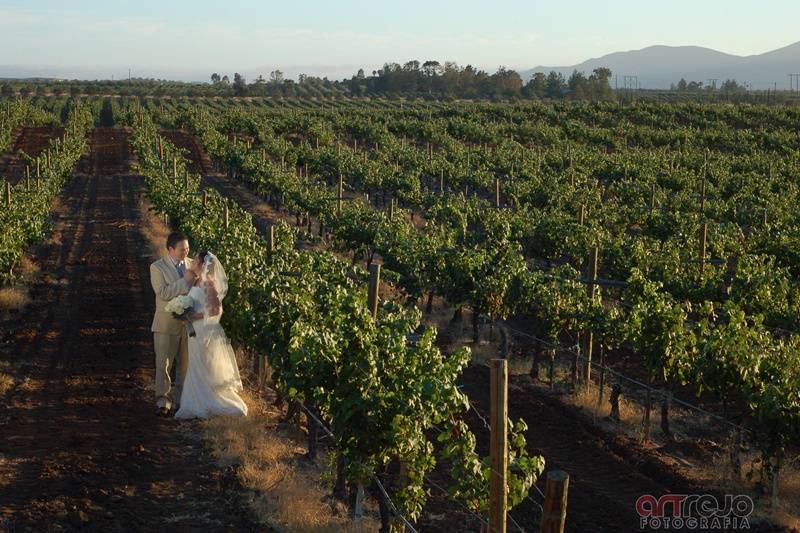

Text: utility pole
xmin=788 ymin=74 xmax=800 ymax=93
xmin=707 ymin=79 xmax=719 ymax=90
xmin=622 ymin=75 xmax=638 ymax=102
xmin=622 ymin=75 xmax=638 ymax=90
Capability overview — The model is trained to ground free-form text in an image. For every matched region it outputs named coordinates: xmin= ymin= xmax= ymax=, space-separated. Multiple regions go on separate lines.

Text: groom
xmin=150 ymin=231 xmax=196 ymax=416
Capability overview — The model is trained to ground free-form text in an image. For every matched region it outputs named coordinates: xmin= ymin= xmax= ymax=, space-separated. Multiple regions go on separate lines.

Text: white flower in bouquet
xmin=165 ymin=295 xmax=197 ymax=337
xmin=165 ymin=295 xmax=194 ymax=314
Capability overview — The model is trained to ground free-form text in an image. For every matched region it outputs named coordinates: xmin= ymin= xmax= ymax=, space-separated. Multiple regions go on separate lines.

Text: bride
xmin=175 ymin=251 xmax=248 ymax=419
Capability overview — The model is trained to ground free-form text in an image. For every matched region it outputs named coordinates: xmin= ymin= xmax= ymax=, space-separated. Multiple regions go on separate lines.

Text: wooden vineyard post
xmin=349 ymin=483 xmax=365 ymax=521
xmin=729 ymin=429 xmax=742 ymax=481
xmin=569 ymin=207 xmax=587 ymax=388
xmin=566 ymin=143 xmax=573 ymax=169
xmin=649 ymin=182 xmax=657 ymax=214
xmin=306 ymin=403 xmax=319 ymax=461
xmin=367 ymin=263 xmax=381 ymax=319
xmin=540 ymin=470 xmax=569 ymax=533
xmin=609 ymin=384 xmax=621 ymax=421
xmin=642 ymin=386 xmax=652 ymax=443
xmin=267 ymin=224 xmax=275 ymax=253
xmin=597 ymin=345 xmax=606 ymax=410
xmin=723 ymin=255 xmax=739 ymax=296
xmin=700 ymin=177 xmax=707 ymax=215
xmin=259 ymin=225 xmax=275 ymax=408
xmin=172 ymin=158 xmax=177 ymax=179
xmin=440 ymin=169 xmax=445 ymax=195
xmin=337 ymin=172 xmax=343 ymax=215
xmin=388 ymin=197 xmax=395 ymax=221
xmin=582 ymin=247 xmax=599 ymax=388
xmin=495 ymin=178 xmax=501 ymax=208
xmin=5 ymin=181 xmax=11 ymax=207
xmin=699 ymin=222 xmax=708 ymax=276
xmin=36 ymin=158 xmax=40 ymax=178
xmin=661 ymin=390 xmax=673 ymax=440
xmin=489 ymin=359 xmax=508 ymax=533
xmin=224 ymin=203 xmax=230 ymax=229
xmin=202 ymin=190 xmax=208 ymax=208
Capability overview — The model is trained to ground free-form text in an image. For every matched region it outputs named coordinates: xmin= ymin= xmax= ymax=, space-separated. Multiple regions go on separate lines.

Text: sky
xmin=1 ymin=0 xmax=799 ymax=81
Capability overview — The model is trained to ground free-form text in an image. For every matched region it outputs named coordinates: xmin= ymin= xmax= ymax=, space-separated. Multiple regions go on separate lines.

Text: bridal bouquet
xmin=165 ymin=295 xmax=196 ymax=337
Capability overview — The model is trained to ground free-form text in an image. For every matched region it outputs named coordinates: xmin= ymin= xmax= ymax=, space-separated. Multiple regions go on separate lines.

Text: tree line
xmin=208 ymin=61 xmax=615 ymax=101
xmin=2 ymin=63 xmax=777 ymax=102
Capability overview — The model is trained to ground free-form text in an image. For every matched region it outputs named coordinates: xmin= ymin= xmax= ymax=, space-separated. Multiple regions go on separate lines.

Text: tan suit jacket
xmin=150 ymin=256 xmax=193 ymax=335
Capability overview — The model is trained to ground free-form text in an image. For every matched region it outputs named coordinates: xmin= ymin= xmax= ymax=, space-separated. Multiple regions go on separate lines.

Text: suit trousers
xmin=154 ymin=330 xmax=189 ymax=409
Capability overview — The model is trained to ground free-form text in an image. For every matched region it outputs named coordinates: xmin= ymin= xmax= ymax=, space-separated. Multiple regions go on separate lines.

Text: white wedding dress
xmin=175 ymin=285 xmax=248 ymax=419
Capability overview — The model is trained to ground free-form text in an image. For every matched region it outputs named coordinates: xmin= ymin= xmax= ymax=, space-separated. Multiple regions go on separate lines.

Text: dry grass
xmin=0 ymin=373 xmax=14 ymax=396
xmin=17 ymin=255 xmax=39 ymax=278
xmin=571 ymin=377 xmax=647 ymax=435
xmin=196 ymin=389 xmax=379 ymax=532
xmin=0 ymin=287 xmax=30 ymax=313
xmin=136 ymin=196 xmax=171 ymax=259
xmin=772 ymin=461 xmax=800 ymax=530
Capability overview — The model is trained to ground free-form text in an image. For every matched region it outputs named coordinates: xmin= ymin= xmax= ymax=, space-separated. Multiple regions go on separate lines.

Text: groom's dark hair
xmin=166 ymin=231 xmax=189 ymax=250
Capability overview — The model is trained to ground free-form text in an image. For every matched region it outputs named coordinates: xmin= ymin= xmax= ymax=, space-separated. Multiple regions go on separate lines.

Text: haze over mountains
xmin=2 ymin=41 xmax=799 ymax=89
xmin=522 ymin=41 xmax=800 ymax=90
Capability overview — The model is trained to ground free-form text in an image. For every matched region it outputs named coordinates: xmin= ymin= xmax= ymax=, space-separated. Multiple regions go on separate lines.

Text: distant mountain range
xmin=521 ymin=41 xmax=800 ymax=90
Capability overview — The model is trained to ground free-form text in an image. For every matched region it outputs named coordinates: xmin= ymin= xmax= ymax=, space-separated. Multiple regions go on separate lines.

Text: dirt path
xmin=0 ymin=128 xmax=261 ymax=532
xmin=0 ymin=126 xmax=66 ymax=184
xmin=159 ymin=130 xmax=215 ymax=176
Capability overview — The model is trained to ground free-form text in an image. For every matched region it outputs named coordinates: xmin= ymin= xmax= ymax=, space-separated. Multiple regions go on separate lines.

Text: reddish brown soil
xmin=0 ymin=127 xmax=66 ymax=184
xmin=0 ymin=128 xmax=262 ymax=532
xmin=159 ymin=130 xmax=215 ymax=176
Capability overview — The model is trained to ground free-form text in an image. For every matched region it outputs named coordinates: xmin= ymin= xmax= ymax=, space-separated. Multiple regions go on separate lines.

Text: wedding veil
xmin=200 ymin=251 xmax=228 ymax=324
xmin=197 ymin=251 xmax=243 ymax=391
